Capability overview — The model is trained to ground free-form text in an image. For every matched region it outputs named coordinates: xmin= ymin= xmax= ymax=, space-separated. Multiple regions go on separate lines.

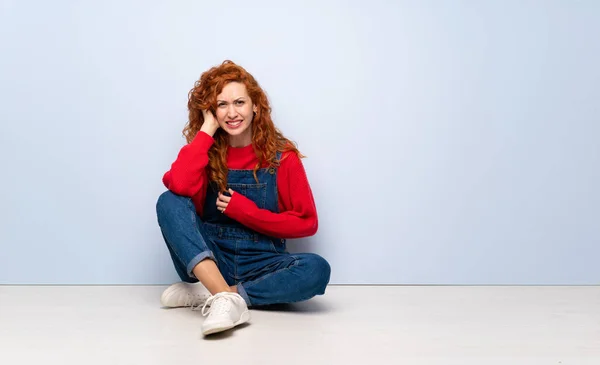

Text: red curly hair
xmin=183 ymin=60 xmax=304 ymax=192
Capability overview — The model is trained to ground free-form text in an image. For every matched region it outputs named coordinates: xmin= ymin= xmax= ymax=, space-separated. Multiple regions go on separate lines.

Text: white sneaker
xmin=200 ymin=292 xmax=250 ymax=335
xmin=160 ymin=282 xmax=211 ymax=308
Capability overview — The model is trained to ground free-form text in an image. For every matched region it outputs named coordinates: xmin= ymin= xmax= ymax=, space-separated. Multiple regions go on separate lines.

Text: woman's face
xmin=215 ymin=82 xmax=257 ymax=146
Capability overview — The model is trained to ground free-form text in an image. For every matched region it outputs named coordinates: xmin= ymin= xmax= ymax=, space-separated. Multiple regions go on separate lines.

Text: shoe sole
xmin=202 ymin=310 xmax=250 ymax=336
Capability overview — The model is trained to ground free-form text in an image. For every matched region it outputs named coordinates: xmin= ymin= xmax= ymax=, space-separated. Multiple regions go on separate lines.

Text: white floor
xmin=0 ymin=286 xmax=599 ymax=365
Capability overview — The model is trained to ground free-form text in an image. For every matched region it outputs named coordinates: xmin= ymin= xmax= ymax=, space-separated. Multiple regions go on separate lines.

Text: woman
xmin=156 ymin=60 xmax=331 ymax=336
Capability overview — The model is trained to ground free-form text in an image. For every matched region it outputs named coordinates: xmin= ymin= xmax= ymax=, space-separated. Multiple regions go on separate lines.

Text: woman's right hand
xmin=200 ymin=109 xmax=220 ymax=136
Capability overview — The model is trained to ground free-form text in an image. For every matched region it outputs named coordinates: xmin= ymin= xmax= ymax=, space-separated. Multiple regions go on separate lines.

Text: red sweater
xmin=162 ymin=131 xmax=318 ymax=239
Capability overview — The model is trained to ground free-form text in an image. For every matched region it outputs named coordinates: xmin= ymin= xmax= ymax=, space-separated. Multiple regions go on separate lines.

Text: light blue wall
xmin=1 ymin=0 xmax=598 ymax=284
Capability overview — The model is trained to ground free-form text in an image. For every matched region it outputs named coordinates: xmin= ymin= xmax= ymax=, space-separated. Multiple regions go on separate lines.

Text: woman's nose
xmin=227 ymin=105 xmax=237 ymax=118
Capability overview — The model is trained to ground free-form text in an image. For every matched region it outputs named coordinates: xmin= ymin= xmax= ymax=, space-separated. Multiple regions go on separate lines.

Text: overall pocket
xmin=227 ymin=183 xmax=267 ymax=209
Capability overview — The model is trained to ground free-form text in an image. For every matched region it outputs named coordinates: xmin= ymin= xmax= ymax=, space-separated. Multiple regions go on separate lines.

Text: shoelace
xmin=185 ymin=292 xmax=210 ymax=308
xmin=201 ymin=292 xmax=233 ymax=316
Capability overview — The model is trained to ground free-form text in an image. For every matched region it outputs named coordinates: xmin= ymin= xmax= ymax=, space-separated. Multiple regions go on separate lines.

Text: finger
xmin=216 ymin=198 xmax=230 ymax=208
xmin=202 ymin=109 xmax=214 ymax=118
xmin=228 ymin=188 xmax=235 ymax=195
xmin=218 ymin=192 xmax=231 ymax=203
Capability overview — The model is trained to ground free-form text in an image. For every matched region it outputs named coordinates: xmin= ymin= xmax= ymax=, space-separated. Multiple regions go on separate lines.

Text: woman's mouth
xmin=226 ymin=120 xmax=243 ymax=129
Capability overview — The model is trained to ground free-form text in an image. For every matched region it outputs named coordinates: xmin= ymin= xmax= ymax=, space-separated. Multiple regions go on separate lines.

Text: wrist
xmin=227 ymin=193 xmax=254 ymax=217
xmin=200 ymin=124 xmax=218 ymax=137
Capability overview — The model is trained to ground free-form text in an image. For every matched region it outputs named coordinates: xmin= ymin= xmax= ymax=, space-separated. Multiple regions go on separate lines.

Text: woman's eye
xmin=218 ymin=103 xmax=226 ymax=108
xmin=235 ymin=100 xmax=244 ymax=105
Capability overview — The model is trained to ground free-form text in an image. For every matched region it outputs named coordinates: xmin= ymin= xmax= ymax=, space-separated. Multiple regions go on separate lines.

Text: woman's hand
xmin=216 ymin=189 xmax=235 ymax=213
xmin=200 ymin=109 xmax=220 ymax=136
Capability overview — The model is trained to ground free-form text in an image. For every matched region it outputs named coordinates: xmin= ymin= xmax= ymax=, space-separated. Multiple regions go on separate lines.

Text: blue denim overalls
xmin=157 ymin=151 xmax=330 ymax=307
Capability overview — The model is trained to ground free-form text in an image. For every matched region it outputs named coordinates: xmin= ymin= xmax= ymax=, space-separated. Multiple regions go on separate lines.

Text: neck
xmin=229 ymin=132 xmax=252 ymax=148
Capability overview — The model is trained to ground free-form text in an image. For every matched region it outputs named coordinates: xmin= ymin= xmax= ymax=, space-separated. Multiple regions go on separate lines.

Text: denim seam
xmin=234 ymin=239 xmax=239 ymax=281
xmin=269 ymin=240 xmax=277 ymax=254
xmin=236 ymin=283 xmax=251 ymax=306
xmin=159 ymin=228 xmax=191 ymax=278
xmin=227 ymin=168 xmax=271 ymax=172
xmin=273 ymin=163 xmax=279 ymax=213
xmin=186 ymin=197 xmax=196 ymax=212
xmin=218 ymin=233 xmax=257 ymax=241
xmin=228 ymin=183 xmax=267 ymax=188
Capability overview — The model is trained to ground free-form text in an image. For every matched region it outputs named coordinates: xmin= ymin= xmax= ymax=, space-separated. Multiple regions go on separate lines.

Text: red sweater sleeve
xmin=224 ymin=151 xmax=318 ymax=239
xmin=162 ymin=131 xmax=214 ymax=214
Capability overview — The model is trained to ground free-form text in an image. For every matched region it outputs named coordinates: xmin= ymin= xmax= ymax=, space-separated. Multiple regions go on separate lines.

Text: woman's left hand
xmin=217 ymin=189 xmax=235 ymax=213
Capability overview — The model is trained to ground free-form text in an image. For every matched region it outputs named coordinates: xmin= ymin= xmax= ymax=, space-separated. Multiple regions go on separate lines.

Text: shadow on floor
xmin=250 ymin=299 xmax=331 ymax=314
xmin=202 ymin=322 xmax=251 ymax=340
